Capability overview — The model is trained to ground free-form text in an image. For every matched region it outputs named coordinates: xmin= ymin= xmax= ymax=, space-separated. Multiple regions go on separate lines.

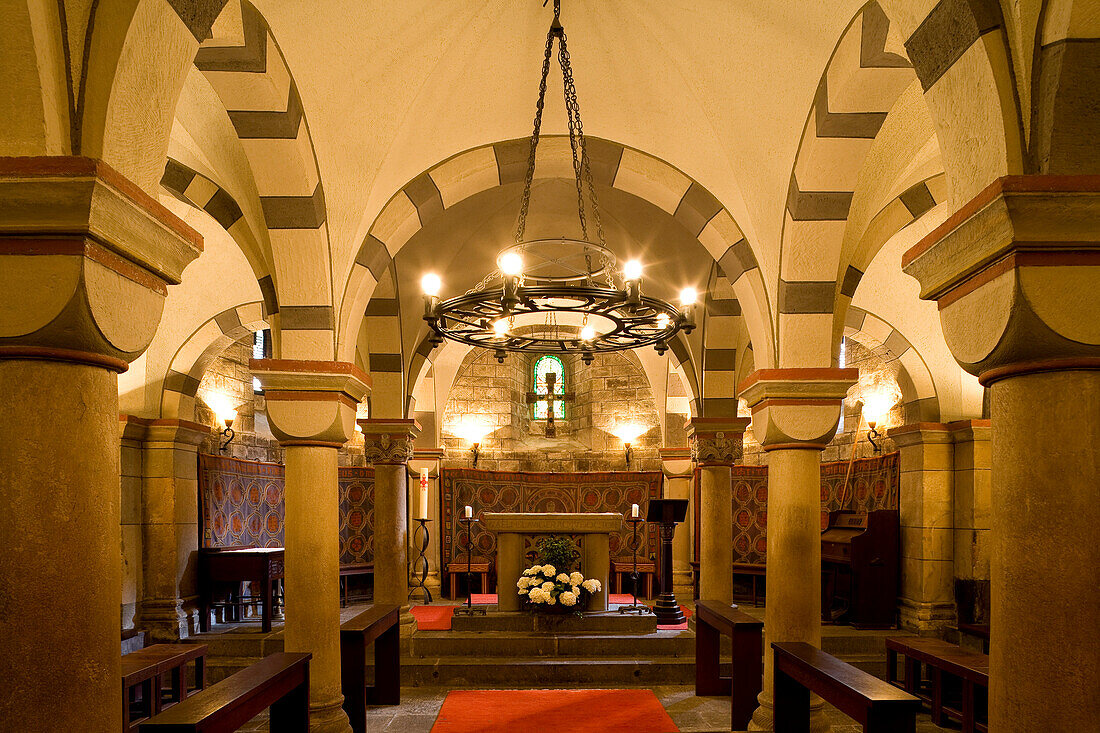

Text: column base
xmin=400 ymin=605 xmax=419 ymax=637
xmin=749 ymin=691 xmax=829 ymax=732
xmin=672 ymin=569 xmax=694 ymax=604
xmin=134 ymin=598 xmax=186 ymax=643
xmin=898 ymin=598 xmax=956 ymax=635
xmin=309 ymin=693 xmax=353 ymax=733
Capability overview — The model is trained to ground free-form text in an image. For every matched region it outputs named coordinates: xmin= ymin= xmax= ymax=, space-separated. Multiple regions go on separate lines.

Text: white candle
xmin=631 ymin=503 xmax=640 ymax=519
xmin=464 ymin=505 xmax=473 ymax=519
xmin=417 ymin=469 xmax=429 ymax=520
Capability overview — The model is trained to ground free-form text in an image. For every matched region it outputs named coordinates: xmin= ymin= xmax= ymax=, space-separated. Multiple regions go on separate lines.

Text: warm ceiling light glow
xmin=421 ymin=273 xmax=442 ymax=296
xmin=493 ymin=318 xmax=509 ymax=336
xmin=580 ymin=324 xmax=596 ymax=341
xmin=499 ymin=252 xmax=524 ymax=276
xmin=656 ymin=313 xmax=670 ymax=329
xmin=861 ymin=391 xmax=897 ymax=425
xmin=679 ymin=287 xmax=697 ymax=306
xmin=623 ymin=260 xmax=643 ymax=281
xmin=613 ymin=423 xmax=646 ymax=444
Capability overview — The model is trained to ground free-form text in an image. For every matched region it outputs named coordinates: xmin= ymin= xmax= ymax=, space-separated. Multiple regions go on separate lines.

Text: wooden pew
xmin=339 ymin=563 xmax=374 ymax=607
xmin=139 ymin=652 xmax=311 ymax=732
xmin=122 ymin=644 xmax=208 ymax=730
xmin=341 ymin=604 xmax=400 ymax=733
xmin=731 ymin=563 xmax=766 ymax=607
xmin=773 ymin=642 xmax=921 ymax=733
xmin=886 ymin=636 xmax=989 ymax=733
xmin=694 ymin=600 xmax=763 ymax=731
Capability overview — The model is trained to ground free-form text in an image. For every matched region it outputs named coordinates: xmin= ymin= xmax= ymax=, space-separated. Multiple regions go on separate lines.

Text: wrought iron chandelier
xmin=421 ymin=0 xmax=697 ymax=364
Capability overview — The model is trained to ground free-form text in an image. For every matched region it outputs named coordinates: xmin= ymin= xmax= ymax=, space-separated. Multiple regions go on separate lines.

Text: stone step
xmin=411 ymin=630 xmax=695 ymax=658
xmin=450 ymin=611 xmax=658 ymax=633
xmin=403 ymin=656 xmax=697 ymax=687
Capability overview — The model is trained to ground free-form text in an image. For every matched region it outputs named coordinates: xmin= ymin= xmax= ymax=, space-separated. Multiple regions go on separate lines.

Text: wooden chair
xmin=446 ymin=556 xmax=491 ymax=599
xmin=731 ymin=562 xmax=766 ymax=606
xmin=139 ymin=652 xmax=311 ymax=732
xmin=339 ymin=562 xmax=374 ymax=607
xmin=886 ymin=636 xmax=989 ymax=733
xmin=611 ymin=557 xmax=656 ymax=599
xmin=772 ymin=642 xmax=921 ymax=733
xmin=694 ymin=600 xmax=763 ymax=731
xmin=341 ymin=604 xmax=400 ymax=733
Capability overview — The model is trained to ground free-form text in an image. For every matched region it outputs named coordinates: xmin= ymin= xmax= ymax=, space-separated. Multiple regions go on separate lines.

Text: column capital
xmin=659 ymin=447 xmax=693 ymax=476
xmin=886 ymin=422 xmax=953 ymax=448
xmin=0 ymin=157 xmax=203 ymax=370
xmin=685 ymin=417 xmax=750 ymax=466
xmin=251 ymin=359 xmax=370 ymax=447
xmin=738 ymin=368 xmax=857 ymax=451
xmin=118 ymin=415 xmax=210 ymax=446
xmin=947 ymin=419 xmax=992 ymax=443
xmin=902 ymin=175 xmax=1100 ymax=385
xmin=358 ymin=418 xmax=422 ymax=465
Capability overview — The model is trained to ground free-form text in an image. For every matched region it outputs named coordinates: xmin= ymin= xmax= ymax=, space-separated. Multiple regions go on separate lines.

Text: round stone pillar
xmin=686 ymin=419 xmax=750 ymax=604
xmin=0 ymin=158 xmax=202 ymax=731
xmin=902 ymin=176 xmax=1100 ymax=731
xmin=359 ymin=419 xmax=422 ymax=634
xmin=740 ymin=368 xmax=856 ymax=732
xmin=252 ymin=360 xmax=371 ymax=733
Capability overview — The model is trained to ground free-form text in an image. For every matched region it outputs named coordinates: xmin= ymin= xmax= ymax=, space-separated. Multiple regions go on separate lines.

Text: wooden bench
xmin=122 ymin=644 xmax=208 ymax=731
xmin=773 ymin=641 xmax=921 ymax=733
xmin=886 ymin=636 xmax=989 ymax=733
xmin=446 ymin=557 xmax=491 ymax=599
xmin=732 ymin=562 xmax=766 ymax=607
xmin=341 ymin=604 xmax=400 ymax=733
xmin=139 ymin=652 xmax=311 ymax=732
xmin=611 ymin=558 xmax=656 ymax=599
xmin=694 ymin=600 xmax=763 ymax=731
xmin=339 ymin=562 xmax=374 ymax=607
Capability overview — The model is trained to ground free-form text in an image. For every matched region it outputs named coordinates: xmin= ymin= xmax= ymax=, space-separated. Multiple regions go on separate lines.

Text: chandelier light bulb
xmin=656 ymin=313 xmax=670 ymax=329
xmin=580 ymin=324 xmax=596 ymax=341
xmin=421 ymin=273 xmax=442 ymax=296
xmin=493 ymin=318 xmax=509 ymax=336
xmin=623 ymin=260 xmax=643 ymax=281
xmin=500 ymin=252 xmax=524 ymax=276
xmin=679 ymin=287 xmax=697 ymax=306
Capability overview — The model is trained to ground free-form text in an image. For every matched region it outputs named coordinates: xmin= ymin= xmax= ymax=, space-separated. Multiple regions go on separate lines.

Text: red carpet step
xmin=430 ymin=689 xmax=679 ymax=732
xmin=411 ymin=596 xmax=691 ymax=631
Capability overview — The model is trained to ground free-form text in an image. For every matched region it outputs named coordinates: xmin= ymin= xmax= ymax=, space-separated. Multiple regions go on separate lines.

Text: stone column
xmin=887 ymin=423 xmax=956 ymax=634
xmin=126 ymin=417 xmax=210 ymax=642
xmin=409 ymin=449 xmax=445 ymax=600
xmin=659 ymin=447 xmax=695 ymax=601
xmin=252 ymin=360 xmax=370 ymax=733
xmin=740 ymin=368 xmax=857 ymax=732
xmin=902 ymin=176 xmax=1100 ymax=731
xmin=948 ymin=420 xmax=992 ymax=628
xmin=0 ymin=158 xmax=202 ymax=731
xmin=359 ymin=418 xmax=421 ymax=634
xmin=686 ymin=418 xmax=750 ymax=604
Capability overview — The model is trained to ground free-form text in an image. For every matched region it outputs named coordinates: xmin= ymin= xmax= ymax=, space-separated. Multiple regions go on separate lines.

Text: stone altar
xmin=481 ymin=512 xmax=623 ymax=611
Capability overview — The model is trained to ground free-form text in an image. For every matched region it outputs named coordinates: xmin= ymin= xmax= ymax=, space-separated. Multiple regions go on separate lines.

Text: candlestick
xmin=464 ymin=505 xmax=473 ymax=519
xmin=417 ymin=469 xmax=429 ymax=520
xmin=631 ymin=503 xmax=639 ymax=519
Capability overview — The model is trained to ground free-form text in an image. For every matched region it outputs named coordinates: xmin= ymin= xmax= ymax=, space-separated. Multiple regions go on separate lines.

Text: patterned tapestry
xmin=198 ymin=454 xmax=375 ymax=565
xmin=439 ymin=469 xmax=664 ymax=573
xmin=693 ymin=452 xmax=900 ymax=564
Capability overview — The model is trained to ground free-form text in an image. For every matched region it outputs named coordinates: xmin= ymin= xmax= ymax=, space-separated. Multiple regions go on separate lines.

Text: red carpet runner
xmin=430 ymin=689 xmax=679 ymax=732
xmin=410 ymin=596 xmax=692 ymax=631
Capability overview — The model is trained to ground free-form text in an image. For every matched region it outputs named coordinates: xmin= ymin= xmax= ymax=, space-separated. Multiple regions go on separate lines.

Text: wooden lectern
xmin=646 ymin=499 xmax=688 ymax=625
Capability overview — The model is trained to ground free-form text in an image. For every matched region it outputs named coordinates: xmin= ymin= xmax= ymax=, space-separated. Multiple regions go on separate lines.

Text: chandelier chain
xmin=559 ymin=32 xmax=589 ymax=243
xmin=515 ymin=27 xmax=556 ymax=245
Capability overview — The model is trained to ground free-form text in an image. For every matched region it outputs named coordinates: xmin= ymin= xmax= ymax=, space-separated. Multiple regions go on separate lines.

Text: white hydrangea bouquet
xmin=517 ymin=563 xmax=602 ymax=613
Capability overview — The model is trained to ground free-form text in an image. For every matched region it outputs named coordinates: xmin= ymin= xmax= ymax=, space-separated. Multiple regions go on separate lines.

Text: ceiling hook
xmin=543 ymin=0 xmax=563 ymax=33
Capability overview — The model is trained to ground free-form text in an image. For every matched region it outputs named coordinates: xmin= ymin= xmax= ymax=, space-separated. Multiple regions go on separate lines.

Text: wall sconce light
xmin=860 ymin=392 xmax=896 ymax=454
xmin=208 ymin=394 xmax=238 ymax=453
xmin=614 ymin=423 xmax=646 ymax=467
xmin=456 ymin=417 xmax=491 ymax=468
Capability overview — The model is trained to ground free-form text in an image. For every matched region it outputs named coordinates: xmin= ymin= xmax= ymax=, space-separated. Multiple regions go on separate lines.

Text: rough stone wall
xmin=741 ymin=338 xmax=904 ymax=465
xmin=441 ymin=349 xmax=661 ymax=472
xmin=194 ymin=337 xmax=283 ymax=462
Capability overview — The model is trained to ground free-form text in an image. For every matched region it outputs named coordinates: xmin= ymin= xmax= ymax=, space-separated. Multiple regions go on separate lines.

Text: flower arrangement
xmin=516 ymin=535 xmax=601 ymax=614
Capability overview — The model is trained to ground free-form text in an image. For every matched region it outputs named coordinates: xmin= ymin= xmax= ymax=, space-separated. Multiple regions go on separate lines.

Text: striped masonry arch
xmin=193 ymin=0 xmax=334 ymax=360
xmin=160 ymin=302 xmax=269 ymax=421
xmin=701 ymin=262 xmax=745 ymax=417
xmin=160 ymin=158 xmax=279 ymax=317
xmin=843 ymin=306 xmax=940 ymax=422
xmin=339 ymin=136 xmax=775 ymax=371
xmin=777 ymin=0 xmax=918 ymax=368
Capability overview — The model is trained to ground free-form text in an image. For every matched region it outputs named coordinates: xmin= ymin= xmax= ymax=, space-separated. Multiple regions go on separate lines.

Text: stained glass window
xmin=533 ymin=355 xmax=566 ymax=420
